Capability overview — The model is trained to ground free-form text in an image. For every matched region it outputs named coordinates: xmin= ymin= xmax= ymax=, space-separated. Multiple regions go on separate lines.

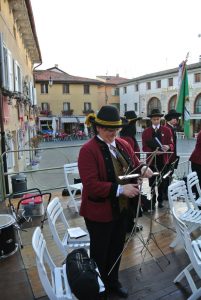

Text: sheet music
xmin=154 ymin=137 xmax=163 ymax=150
xmin=67 ymin=227 xmax=88 ymax=239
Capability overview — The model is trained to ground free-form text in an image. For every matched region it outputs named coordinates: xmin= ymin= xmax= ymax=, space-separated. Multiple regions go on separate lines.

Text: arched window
xmin=195 ymin=94 xmax=201 ymax=113
xmin=168 ymin=95 xmax=177 ymax=111
xmin=147 ymin=97 xmax=161 ymax=115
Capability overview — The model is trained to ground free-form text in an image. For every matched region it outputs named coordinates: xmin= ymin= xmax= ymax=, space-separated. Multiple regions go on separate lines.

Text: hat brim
xmin=93 ymin=117 xmax=126 ymax=128
xmin=129 ymin=117 xmax=142 ymax=122
xmin=165 ymin=112 xmax=181 ymax=120
xmin=147 ymin=113 xmax=164 ymax=118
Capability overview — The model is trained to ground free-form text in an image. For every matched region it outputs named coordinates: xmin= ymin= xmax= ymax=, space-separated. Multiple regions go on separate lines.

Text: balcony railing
xmin=83 ymin=109 xmax=94 ymax=115
xmin=40 ymin=110 xmax=52 ymax=116
xmin=61 ymin=109 xmax=74 ymax=116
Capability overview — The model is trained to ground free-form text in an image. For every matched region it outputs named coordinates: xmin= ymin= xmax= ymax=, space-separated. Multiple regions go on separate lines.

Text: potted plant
xmin=30 ymin=135 xmax=42 ymax=149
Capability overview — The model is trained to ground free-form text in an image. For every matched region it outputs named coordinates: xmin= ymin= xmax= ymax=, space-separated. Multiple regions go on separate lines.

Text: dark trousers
xmin=85 ymin=213 xmax=128 ymax=288
xmin=191 ymin=162 xmax=201 ymax=198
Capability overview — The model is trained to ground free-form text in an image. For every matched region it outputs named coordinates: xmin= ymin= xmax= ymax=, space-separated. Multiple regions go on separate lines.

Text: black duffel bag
xmin=66 ymin=248 xmax=101 ymax=300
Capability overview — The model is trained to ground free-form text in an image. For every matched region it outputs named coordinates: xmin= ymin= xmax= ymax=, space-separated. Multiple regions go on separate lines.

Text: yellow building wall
xmin=98 ymin=85 xmax=120 ymax=109
xmin=0 ymin=0 xmax=34 ymax=82
xmin=36 ymin=83 xmax=99 ymax=115
xmin=1 ymin=0 xmax=35 ymax=133
xmin=1 ymin=0 xmax=38 ymax=176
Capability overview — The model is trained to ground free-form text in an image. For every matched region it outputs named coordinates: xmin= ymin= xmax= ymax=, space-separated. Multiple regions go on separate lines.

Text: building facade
xmin=119 ymin=62 xmax=201 ymax=136
xmin=96 ymin=74 xmax=129 ymax=109
xmin=0 ymin=0 xmax=42 ymax=194
xmin=34 ymin=67 xmax=126 ymax=135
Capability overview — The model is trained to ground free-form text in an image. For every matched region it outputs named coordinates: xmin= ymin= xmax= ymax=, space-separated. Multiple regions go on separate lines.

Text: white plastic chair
xmin=168 ymin=180 xmax=201 ymax=248
xmin=187 ymin=171 xmax=201 ymax=210
xmin=172 ymin=208 xmax=201 ymax=300
xmin=64 ymin=163 xmax=83 ymax=213
xmin=47 ymin=197 xmax=90 ymax=257
xmin=32 ymin=226 xmax=73 ymax=300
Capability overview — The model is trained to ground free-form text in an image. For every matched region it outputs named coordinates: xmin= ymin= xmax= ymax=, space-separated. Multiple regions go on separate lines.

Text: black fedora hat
xmin=147 ymin=108 xmax=164 ymax=118
xmin=165 ymin=109 xmax=181 ymax=121
xmin=124 ymin=110 xmax=142 ymax=123
xmin=93 ymin=105 xmax=124 ymax=128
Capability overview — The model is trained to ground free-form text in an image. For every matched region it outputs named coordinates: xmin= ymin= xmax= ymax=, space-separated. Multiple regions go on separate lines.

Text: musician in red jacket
xmin=164 ymin=109 xmax=181 ymax=166
xmin=120 ymin=110 xmax=141 ymax=159
xmin=189 ymin=130 xmax=201 ymax=193
xmin=142 ymin=108 xmax=174 ymax=208
xmin=78 ymin=105 xmax=153 ymax=299
xmin=163 ymin=109 xmax=182 ymax=199
xmin=120 ymin=110 xmax=142 ymax=232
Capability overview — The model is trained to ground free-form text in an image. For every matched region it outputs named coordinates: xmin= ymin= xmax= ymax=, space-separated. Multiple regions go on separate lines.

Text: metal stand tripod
xmin=135 ymin=159 xmax=171 ymax=271
xmin=153 ymin=159 xmax=179 ymax=232
xmin=138 ymin=186 xmax=170 ymax=272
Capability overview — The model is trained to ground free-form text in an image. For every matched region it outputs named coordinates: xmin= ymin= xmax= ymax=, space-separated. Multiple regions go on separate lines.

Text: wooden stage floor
xmin=0 ymin=190 xmax=200 ymax=300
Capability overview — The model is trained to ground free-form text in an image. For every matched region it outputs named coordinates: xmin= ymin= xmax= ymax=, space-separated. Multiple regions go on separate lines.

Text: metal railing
xmin=0 ymin=142 xmax=192 ymax=202
xmin=0 ymin=143 xmax=84 ymax=201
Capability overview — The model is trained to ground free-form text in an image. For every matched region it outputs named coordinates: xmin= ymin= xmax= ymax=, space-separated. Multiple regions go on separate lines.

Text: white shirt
xmin=152 ymin=125 xmax=160 ymax=130
xmin=97 ymin=135 xmax=117 ymax=157
xmin=97 ymin=135 xmax=122 ymax=195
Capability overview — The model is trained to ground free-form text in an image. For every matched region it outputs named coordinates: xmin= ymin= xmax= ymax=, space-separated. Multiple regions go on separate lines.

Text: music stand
xmin=108 ymin=149 xmax=171 ymax=276
xmin=137 ymin=156 xmax=180 ymax=269
xmin=153 ymin=158 xmax=179 ymax=231
xmin=132 ymin=150 xmax=171 ymax=271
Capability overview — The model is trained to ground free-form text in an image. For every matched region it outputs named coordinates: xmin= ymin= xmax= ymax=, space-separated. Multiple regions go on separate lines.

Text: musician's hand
xmin=161 ymin=145 xmax=170 ymax=152
xmin=141 ymin=166 xmax=153 ymax=178
xmin=121 ymin=184 xmax=139 ymax=198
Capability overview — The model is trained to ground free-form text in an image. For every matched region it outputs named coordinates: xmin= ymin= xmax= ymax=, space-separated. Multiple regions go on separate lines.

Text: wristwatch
xmin=119 ymin=185 xmax=124 ymax=195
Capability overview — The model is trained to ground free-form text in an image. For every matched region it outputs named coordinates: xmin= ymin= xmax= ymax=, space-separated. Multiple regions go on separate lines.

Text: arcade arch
xmin=147 ymin=97 xmax=161 ymax=115
xmin=168 ymin=95 xmax=177 ymax=111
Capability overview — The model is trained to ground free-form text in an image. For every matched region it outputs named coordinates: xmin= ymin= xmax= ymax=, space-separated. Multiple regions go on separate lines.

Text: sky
xmin=31 ymin=0 xmax=201 ymax=80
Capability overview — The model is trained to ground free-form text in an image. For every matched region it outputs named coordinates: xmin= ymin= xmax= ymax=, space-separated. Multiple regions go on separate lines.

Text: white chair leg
xmin=188 ymin=288 xmax=201 ymax=300
xmin=174 ymin=263 xmax=192 ymax=283
xmin=68 ymin=190 xmax=79 ymax=213
xmin=169 ymin=235 xmax=180 ymax=248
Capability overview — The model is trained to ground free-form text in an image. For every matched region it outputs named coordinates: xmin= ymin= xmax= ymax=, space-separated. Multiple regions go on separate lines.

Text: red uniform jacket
xmin=78 ymin=136 xmax=142 ymax=222
xmin=121 ymin=136 xmax=140 ymax=159
xmin=189 ymin=130 xmax=201 ymax=165
xmin=142 ymin=126 xmax=174 ymax=165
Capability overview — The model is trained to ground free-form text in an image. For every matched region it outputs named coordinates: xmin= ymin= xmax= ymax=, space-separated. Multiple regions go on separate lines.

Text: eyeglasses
xmin=104 ymin=128 xmax=120 ymax=133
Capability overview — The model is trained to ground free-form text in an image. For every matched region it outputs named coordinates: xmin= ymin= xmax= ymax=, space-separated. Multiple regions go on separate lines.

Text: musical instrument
xmin=0 ymin=214 xmax=18 ymax=258
xmin=118 ymin=172 xmax=159 ymax=180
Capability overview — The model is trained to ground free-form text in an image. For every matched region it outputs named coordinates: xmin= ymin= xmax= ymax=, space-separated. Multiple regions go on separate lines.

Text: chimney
xmin=199 ymin=56 xmax=201 ymax=62
xmin=116 ymin=73 xmax=119 ymax=77
xmin=55 ymin=64 xmax=58 ymax=68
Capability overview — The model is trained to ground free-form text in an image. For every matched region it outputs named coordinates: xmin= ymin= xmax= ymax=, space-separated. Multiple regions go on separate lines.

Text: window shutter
xmin=17 ymin=65 xmax=22 ymax=92
xmin=3 ymin=46 xmax=9 ymax=89
xmin=0 ymin=32 xmax=6 ymax=88
xmin=14 ymin=60 xmax=19 ymax=91
xmin=33 ymin=87 xmax=37 ymax=105
xmin=29 ymin=81 xmax=33 ymax=104
xmin=7 ymin=50 xmax=14 ymax=91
